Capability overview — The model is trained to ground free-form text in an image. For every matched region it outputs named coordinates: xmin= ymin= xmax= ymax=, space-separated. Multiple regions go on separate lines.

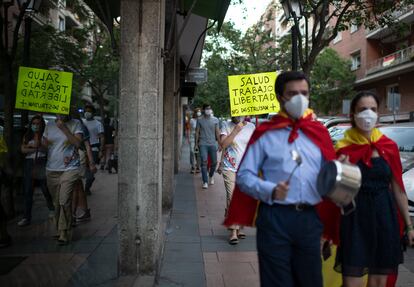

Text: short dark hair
xmin=275 ymin=71 xmax=310 ymax=97
xmin=202 ymin=104 xmax=211 ymax=110
xmin=85 ymin=104 xmax=95 ymax=112
xmin=350 ymin=90 xmax=380 ymax=127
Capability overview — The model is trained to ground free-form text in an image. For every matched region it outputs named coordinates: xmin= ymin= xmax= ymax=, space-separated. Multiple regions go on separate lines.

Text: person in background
xmin=102 ymin=117 xmax=115 ymax=173
xmin=335 ymin=91 xmax=414 ymax=287
xmin=43 ymin=113 xmax=83 ymax=245
xmin=82 ymin=104 xmax=104 ymax=195
xmin=189 ymin=108 xmax=201 ymax=174
xmin=72 ymin=111 xmax=96 ymax=224
xmin=220 ymin=116 xmax=255 ymax=245
xmin=18 ymin=115 xmax=54 ymax=227
xmin=195 ymin=104 xmax=220 ymax=189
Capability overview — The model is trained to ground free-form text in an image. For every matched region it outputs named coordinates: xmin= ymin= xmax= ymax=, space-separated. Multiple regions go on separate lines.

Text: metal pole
xmin=21 ymin=15 xmax=32 ymax=128
xmin=291 ymin=24 xmax=298 ymax=71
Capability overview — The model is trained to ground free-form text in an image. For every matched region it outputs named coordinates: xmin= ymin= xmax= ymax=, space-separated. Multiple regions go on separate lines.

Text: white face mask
xmin=204 ymin=109 xmax=212 ymax=116
xmin=284 ymin=94 xmax=309 ymax=119
xmin=84 ymin=112 xmax=93 ymax=120
xmin=196 ymin=111 xmax=202 ymax=117
xmin=355 ymin=109 xmax=378 ymax=131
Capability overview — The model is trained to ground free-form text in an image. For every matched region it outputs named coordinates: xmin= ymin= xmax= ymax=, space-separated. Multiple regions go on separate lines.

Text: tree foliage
xmin=293 ymin=0 xmax=413 ymax=75
xmin=310 ymin=48 xmax=356 ymax=115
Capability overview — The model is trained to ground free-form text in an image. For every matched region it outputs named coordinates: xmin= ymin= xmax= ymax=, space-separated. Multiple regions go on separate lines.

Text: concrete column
xmin=174 ymin=92 xmax=182 ymax=173
xmin=119 ymin=0 xmax=165 ymax=275
xmin=162 ymin=56 xmax=176 ymax=209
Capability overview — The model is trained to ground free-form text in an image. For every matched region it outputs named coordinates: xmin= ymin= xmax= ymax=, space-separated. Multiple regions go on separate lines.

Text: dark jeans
xmin=23 ymin=159 xmax=54 ymax=220
xmin=256 ymin=203 xmax=323 ymax=287
xmin=199 ymin=145 xmax=217 ymax=183
xmin=85 ymin=151 xmax=99 ymax=191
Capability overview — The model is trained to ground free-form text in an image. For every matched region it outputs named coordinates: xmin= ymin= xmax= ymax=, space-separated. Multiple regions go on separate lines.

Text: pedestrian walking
xmin=195 ymin=104 xmax=220 ymax=189
xmin=334 ymin=91 xmax=414 ymax=287
xmin=43 ymin=113 xmax=83 ymax=245
xmin=189 ymin=108 xmax=201 ymax=174
xmin=220 ymin=116 xmax=255 ymax=245
xmin=224 ymin=71 xmax=337 ymax=287
xmin=71 ymin=112 xmax=96 ymax=224
xmin=82 ymin=104 xmax=104 ymax=195
xmin=18 ymin=115 xmax=54 ymax=227
xmin=102 ymin=117 xmax=115 ymax=173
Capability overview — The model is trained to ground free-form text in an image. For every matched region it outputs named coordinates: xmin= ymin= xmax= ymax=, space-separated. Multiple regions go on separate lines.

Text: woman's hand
xmin=407 ymin=228 xmax=414 ymax=247
xmin=337 ymin=154 xmax=350 ymax=164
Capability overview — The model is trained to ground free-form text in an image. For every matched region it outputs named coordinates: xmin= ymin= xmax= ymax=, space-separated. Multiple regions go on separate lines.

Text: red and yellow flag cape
xmin=223 ymin=110 xmax=340 ymax=243
xmin=336 ymin=127 xmax=406 ymax=287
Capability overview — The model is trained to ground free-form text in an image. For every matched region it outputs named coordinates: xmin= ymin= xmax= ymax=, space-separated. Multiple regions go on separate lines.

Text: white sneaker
xmin=17 ymin=218 xmax=30 ymax=227
xmin=209 ymin=177 xmax=215 ymax=185
xmin=202 ymin=182 xmax=208 ymax=189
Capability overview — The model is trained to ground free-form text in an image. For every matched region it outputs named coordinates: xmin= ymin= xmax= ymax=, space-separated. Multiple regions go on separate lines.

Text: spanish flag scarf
xmin=223 ymin=110 xmax=340 ymax=243
xmin=336 ymin=128 xmax=405 ymax=287
xmin=336 ymin=127 xmax=405 ymax=193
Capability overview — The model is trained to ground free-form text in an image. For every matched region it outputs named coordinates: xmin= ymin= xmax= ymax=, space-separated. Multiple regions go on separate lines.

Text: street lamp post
xmin=21 ymin=0 xmax=42 ymax=127
xmin=281 ymin=0 xmax=302 ymax=71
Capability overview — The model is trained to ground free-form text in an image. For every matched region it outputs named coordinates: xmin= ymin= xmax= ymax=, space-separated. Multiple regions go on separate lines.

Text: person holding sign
xmin=43 ymin=113 xmax=83 ymax=245
xmin=220 ymin=116 xmax=255 ymax=245
xmin=195 ymin=104 xmax=220 ymax=189
xmin=224 ymin=71 xmax=337 ymax=287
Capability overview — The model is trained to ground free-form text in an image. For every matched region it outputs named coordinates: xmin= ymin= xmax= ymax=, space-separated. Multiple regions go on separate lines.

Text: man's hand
xmin=272 ymin=181 xmax=289 ymax=201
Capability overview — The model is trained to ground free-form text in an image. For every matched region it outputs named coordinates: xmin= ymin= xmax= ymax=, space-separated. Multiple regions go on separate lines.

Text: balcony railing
xmin=366 ymin=6 xmax=414 ymax=37
xmin=366 ymin=45 xmax=414 ymax=75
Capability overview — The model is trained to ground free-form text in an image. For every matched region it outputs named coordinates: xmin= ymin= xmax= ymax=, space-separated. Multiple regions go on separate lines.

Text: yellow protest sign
xmin=15 ymin=66 xmax=73 ymax=115
xmin=228 ymin=71 xmax=280 ymax=116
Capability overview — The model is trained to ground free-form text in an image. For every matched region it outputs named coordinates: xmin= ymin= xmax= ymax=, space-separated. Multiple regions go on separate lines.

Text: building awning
xmin=180 ymin=0 xmax=231 ymax=31
xmin=83 ymin=0 xmax=230 ymax=31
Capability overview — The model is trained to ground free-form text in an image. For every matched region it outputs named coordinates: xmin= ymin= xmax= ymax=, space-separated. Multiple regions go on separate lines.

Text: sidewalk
xmin=1 ymin=146 xmax=413 ymax=287
xmin=158 ymin=146 xmax=259 ymax=287
xmin=0 ymin=171 xmax=120 ymax=287
xmin=158 ymin=145 xmax=414 ymax=287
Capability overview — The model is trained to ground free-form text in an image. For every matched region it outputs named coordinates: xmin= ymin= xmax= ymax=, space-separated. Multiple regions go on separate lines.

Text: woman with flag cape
xmin=332 ymin=91 xmax=414 ymax=287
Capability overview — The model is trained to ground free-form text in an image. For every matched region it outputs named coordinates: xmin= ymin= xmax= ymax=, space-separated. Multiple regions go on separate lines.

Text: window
xmin=58 ymin=16 xmax=65 ymax=31
xmin=333 ymin=32 xmax=342 ymax=44
xmin=350 ymin=24 xmax=358 ymax=33
xmin=351 ymin=52 xmax=361 ymax=71
xmin=387 ymin=85 xmax=401 ymax=112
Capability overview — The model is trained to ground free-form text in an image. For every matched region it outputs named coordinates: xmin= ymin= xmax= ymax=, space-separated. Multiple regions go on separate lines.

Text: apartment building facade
xmin=330 ymin=7 xmax=414 ymax=117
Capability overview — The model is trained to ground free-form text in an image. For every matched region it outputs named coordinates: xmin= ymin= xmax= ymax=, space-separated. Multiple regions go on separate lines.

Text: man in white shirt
xmin=43 ymin=114 xmax=83 ymax=245
xmin=82 ymin=105 xmax=104 ymax=195
xmin=220 ymin=117 xmax=255 ymax=244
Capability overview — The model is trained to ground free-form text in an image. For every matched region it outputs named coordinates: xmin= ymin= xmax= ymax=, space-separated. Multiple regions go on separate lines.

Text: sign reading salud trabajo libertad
xmin=228 ymin=71 xmax=280 ymax=116
xmin=15 ymin=66 xmax=73 ymax=115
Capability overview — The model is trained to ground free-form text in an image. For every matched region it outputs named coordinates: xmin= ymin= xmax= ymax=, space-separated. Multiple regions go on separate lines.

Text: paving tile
xmin=222 ymin=273 xmax=260 ymax=287
xmin=204 ymin=262 xmax=255 ymax=276
xmin=206 ymin=274 xmax=225 ymax=287
xmin=203 ymin=252 xmax=219 ymax=263
xmin=21 ymin=253 xmax=74 ymax=264
xmin=163 ymin=242 xmax=203 ymax=263
xmin=217 ymin=251 xmax=258 ymax=263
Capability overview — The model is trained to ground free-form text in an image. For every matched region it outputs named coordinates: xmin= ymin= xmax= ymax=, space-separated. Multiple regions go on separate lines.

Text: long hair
xmin=24 ymin=115 xmax=46 ymax=144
